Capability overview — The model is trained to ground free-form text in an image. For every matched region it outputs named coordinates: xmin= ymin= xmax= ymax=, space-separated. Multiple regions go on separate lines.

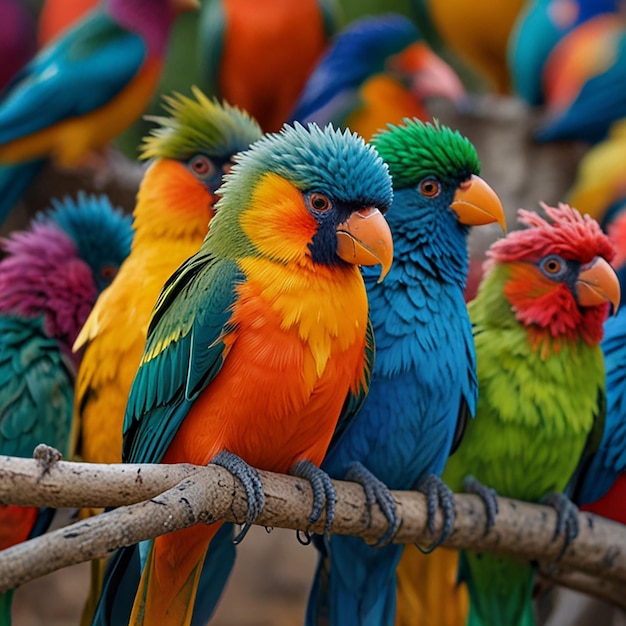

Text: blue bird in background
xmin=290 ymin=13 xmax=466 ymax=141
xmin=0 ymin=0 xmax=197 ymax=224
xmin=508 ymin=0 xmax=618 ymax=105
xmin=305 ymin=119 xmax=505 ymax=626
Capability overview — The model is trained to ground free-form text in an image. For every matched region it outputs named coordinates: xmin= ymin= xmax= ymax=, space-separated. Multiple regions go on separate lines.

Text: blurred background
xmin=2 ymin=0 xmax=626 ymax=624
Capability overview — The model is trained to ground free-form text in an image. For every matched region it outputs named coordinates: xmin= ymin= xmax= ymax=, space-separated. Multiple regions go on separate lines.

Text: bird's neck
xmin=107 ymin=0 xmax=174 ymax=56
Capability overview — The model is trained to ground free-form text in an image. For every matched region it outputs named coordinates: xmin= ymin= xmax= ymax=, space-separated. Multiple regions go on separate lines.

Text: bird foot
xmin=209 ymin=450 xmax=265 ymax=543
xmin=290 ymin=460 xmax=336 ymax=535
xmin=414 ymin=473 xmax=455 ymax=553
xmin=541 ymin=492 xmax=579 ymax=558
xmin=463 ymin=475 xmax=499 ymax=534
xmin=345 ymin=461 xmax=399 ymax=547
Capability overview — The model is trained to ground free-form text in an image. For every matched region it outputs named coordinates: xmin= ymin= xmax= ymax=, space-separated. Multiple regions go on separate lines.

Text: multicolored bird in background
xmin=573 ymin=211 xmax=626 ymax=524
xmin=0 ymin=0 xmax=198 ymax=223
xmin=305 ymin=120 xmax=505 ymax=626
xmin=508 ymin=0 xmax=619 ymax=105
xmin=290 ymin=14 xmax=466 ymax=141
xmin=37 ymin=0 xmax=98 ymax=47
xmin=399 ymin=203 xmax=618 ymax=626
xmin=0 ymin=192 xmax=132 ymax=625
xmin=198 ymin=0 xmax=338 ymax=132
xmin=93 ymin=122 xmax=394 ymax=626
xmin=0 ymin=0 xmax=36 ymax=92
xmin=410 ymin=0 xmax=526 ymax=93
xmin=73 ymin=88 xmax=262 ymax=626
xmin=536 ymin=13 xmax=626 ymax=143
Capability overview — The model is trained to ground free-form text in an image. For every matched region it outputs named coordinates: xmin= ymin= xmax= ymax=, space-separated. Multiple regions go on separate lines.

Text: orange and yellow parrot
xmin=73 ymin=88 xmax=262 ymax=625
xmin=93 ymin=122 xmax=394 ymax=626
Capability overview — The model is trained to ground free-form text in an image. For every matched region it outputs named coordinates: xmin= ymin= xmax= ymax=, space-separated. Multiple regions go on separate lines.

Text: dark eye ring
xmin=419 ymin=178 xmax=441 ymax=198
xmin=100 ymin=265 xmax=118 ymax=282
xmin=309 ymin=193 xmax=332 ymax=212
xmin=188 ymin=154 xmax=215 ymax=179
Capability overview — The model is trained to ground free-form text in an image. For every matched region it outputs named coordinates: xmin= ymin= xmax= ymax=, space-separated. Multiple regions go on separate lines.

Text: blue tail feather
xmin=0 ymin=161 xmax=44 ymax=224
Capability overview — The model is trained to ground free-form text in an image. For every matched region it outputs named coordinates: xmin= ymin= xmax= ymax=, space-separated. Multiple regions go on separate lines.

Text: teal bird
xmin=0 ymin=192 xmax=132 ymax=625
xmin=0 ymin=0 xmax=197 ymax=222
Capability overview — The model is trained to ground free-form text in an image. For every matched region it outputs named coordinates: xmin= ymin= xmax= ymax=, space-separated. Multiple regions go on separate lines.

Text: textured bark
xmin=0 ymin=450 xmax=623 ymax=607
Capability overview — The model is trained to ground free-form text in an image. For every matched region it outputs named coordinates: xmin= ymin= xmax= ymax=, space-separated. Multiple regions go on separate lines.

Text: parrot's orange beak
xmin=336 ymin=207 xmax=394 ymax=283
xmin=451 ymin=175 xmax=506 ymax=232
xmin=576 ymin=256 xmax=621 ymax=312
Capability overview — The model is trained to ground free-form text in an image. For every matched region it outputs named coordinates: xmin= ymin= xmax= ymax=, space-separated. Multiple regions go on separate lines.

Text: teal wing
xmin=327 ymin=317 xmax=375 ymax=451
xmin=0 ymin=12 xmax=147 ymax=143
xmin=122 ymin=252 xmax=243 ymax=464
xmin=0 ymin=316 xmax=75 ymax=458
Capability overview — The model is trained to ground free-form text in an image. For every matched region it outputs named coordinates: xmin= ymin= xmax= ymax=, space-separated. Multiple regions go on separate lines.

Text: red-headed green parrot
xmin=407 ymin=203 xmax=619 ymax=626
xmin=93 ymin=122 xmax=395 ymax=626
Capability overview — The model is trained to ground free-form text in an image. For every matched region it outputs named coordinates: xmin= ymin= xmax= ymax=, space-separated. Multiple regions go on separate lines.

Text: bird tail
xmin=0 ymin=160 xmax=44 ymax=224
xmin=129 ymin=522 xmax=222 ymax=626
xmin=0 ymin=590 xmax=13 ymax=626
xmin=395 ymin=545 xmax=469 ymax=626
xmin=306 ymin=534 xmax=400 ymax=626
xmin=460 ymin=550 xmax=536 ymax=626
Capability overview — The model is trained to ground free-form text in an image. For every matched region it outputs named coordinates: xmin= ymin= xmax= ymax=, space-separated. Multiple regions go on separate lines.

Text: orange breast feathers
xmin=163 ymin=257 xmax=370 ymax=474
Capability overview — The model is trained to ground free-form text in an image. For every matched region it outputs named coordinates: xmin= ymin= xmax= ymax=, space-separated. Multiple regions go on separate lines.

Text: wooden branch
xmin=0 ymin=450 xmax=625 ymax=608
xmin=538 ymin=566 xmax=626 ymax=611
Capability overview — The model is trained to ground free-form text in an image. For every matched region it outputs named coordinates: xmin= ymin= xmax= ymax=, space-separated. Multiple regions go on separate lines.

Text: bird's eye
xmin=308 ymin=193 xmax=332 ymax=212
xmin=188 ymin=154 xmax=216 ymax=180
xmin=100 ymin=265 xmax=118 ymax=282
xmin=540 ymin=254 xmax=567 ymax=278
xmin=419 ymin=178 xmax=441 ymax=198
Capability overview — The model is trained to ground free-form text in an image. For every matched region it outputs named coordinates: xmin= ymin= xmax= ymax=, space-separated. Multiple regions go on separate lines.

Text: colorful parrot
xmin=0 ymin=0 xmax=198 ymax=223
xmin=409 ymin=0 xmax=526 ymax=94
xmin=198 ymin=0 xmax=338 ymax=133
xmin=290 ymin=14 xmax=466 ymax=142
xmin=0 ymin=192 xmax=132 ymax=625
xmin=428 ymin=203 xmax=618 ymax=626
xmin=73 ymin=88 xmax=262 ymax=626
xmin=573 ymin=212 xmax=626 ymax=524
xmin=536 ymin=14 xmax=626 ymax=143
xmin=0 ymin=0 xmax=36 ymax=92
xmin=305 ymin=119 xmax=505 ymax=626
xmin=92 ymin=122 xmax=394 ymax=626
xmin=508 ymin=0 xmax=619 ymax=105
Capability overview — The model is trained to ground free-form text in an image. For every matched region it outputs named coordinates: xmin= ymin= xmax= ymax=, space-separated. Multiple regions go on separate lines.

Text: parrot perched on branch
xmin=403 ymin=203 xmax=618 ymax=626
xmin=93 ymin=122 xmax=395 ymax=626
xmin=290 ymin=14 xmax=466 ymax=141
xmin=0 ymin=0 xmax=198 ymax=223
xmin=73 ymin=87 xmax=262 ymax=626
xmin=305 ymin=119 xmax=505 ymax=626
xmin=0 ymin=192 xmax=132 ymax=625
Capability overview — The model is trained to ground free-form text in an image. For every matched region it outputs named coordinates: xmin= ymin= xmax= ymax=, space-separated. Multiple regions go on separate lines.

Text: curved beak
xmin=576 ymin=256 xmax=621 ymax=313
xmin=388 ymin=42 xmax=467 ymax=107
xmin=336 ymin=207 xmax=394 ymax=283
xmin=451 ymin=175 xmax=506 ymax=232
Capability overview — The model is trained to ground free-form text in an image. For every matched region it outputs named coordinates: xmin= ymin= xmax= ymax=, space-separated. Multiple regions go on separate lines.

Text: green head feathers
xmin=371 ymin=119 xmax=480 ymax=188
xmin=140 ymin=86 xmax=263 ymax=161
